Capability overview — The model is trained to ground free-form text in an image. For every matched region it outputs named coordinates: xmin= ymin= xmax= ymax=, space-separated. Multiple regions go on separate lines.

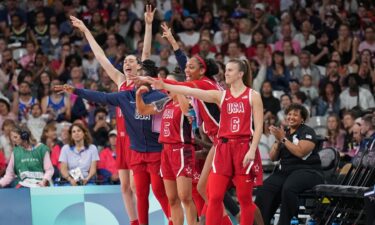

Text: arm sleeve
xmin=58 ymin=145 xmax=69 ymax=163
xmin=42 ymin=152 xmax=54 ymax=181
xmin=91 ymin=145 xmax=100 ymax=161
xmin=163 ymin=79 xmax=196 ymax=88
xmin=0 ymin=153 xmax=16 ymax=187
xmin=74 ymin=88 xmax=127 ymax=107
xmin=300 ymin=126 xmax=317 ymax=144
xmin=174 ymin=49 xmax=187 ymax=71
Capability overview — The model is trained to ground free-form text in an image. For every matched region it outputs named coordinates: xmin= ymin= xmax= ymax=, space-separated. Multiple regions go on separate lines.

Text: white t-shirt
xmin=82 ymin=58 xmax=100 ymax=81
xmin=177 ymin=32 xmax=200 ymax=47
xmin=339 ymin=87 xmax=375 ymax=110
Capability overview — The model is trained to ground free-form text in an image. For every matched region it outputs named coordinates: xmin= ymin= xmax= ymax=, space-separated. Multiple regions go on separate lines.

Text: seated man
xmin=97 ymin=130 xmax=119 ymax=184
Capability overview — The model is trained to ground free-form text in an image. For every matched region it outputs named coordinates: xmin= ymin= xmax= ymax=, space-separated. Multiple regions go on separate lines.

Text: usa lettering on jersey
xmin=227 ymin=102 xmax=245 ymax=114
xmin=163 ymin=109 xmax=174 ymax=119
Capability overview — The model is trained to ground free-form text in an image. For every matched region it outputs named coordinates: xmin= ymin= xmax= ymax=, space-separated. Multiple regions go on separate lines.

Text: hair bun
xmin=205 ymin=58 xmax=219 ymax=77
xmin=21 ymin=130 xmax=30 ymax=141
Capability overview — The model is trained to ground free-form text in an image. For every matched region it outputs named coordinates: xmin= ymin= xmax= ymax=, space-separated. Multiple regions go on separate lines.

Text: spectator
xmin=192 ymin=38 xmax=216 ymax=60
xmin=36 ymin=71 xmax=52 ymax=101
xmin=0 ymin=126 xmax=54 ymax=188
xmin=339 ymin=73 xmax=375 ymax=111
xmin=40 ymin=122 xmax=61 ymax=172
xmin=82 ymin=45 xmax=100 ymax=81
xmin=300 ymin=74 xmax=319 ymax=104
xmin=252 ymin=42 xmax=272 ymax=67
xmin=322 ymin=11 xmax=339 ymax=43
xmin=7 ymin=14 xmax=34 ymax=47
xmin=41 ymin=23 xmax=62 ymax=59
xmin=292 ymin=91 xmax=310 ymax=116
xmin=316 ymin=81 xmax=341 ymax=117
xmin=292 ymin=51 xmax=322 ymax=87
xmin=26 ymin=103 xmax=49 ymax=142
xmin=41 ymin=79 xmax=71 ymax=122
xmin=320 ymin=60 xmax=342 ymax=92
xmin=177 ymin=16 xmax=200 ymax=51
xmin=304 ymin=31 xmax=332 ymax=67
xmin=90 ymin=107 xmax=111 ymax=149
xmin=12 ymin=81 xmax=38 ymax=122
xmin=277 ymin=94 xmax=292 ymax=126
xmin=31 ymin=11 xmax=50 ymax=47
xmin=238 ymin=18 xmax=252 ymax=47
xmin=125 ymin=19 xmax=145 ymax=53
xmin=266 ymin=51 xmax=290 ymax=92
xmin=251 ymin=3 xmax=277 ymax=38
xmin=97 ymin=130 xmax=119 ymax=184
xmin=220 ymin=27 xmax=246 ymax=56
xmin=274 ymin=24 xmax=301 ymax=54
xmin=0 ymin=119 xmax=16 ymax=162
xmin=59 ymin=122 xmax=99 ymax=186
xmin=246 ymin=29 xmax=272 ymax=59
xmin=223 ymin=41 xmax=247 ymax=64
xmin=288 ymin=78 xmax=301 ymax=96
xmin=260 ymin=115 xmax=277 ymax=150
xmin=294 ymin=20 xmax=316 ymax=49
xmin=117 ymin=9 xmax=132 ymax=40
xmin=323 ymin=114 xmax=347 ymax=153
xmin=333 ymin=23 xmax=359 ymax=65
xmin=356 ymin=49 xmax=374 ymax=92
xmin=213 ymin=20 xmax=231 ymax=48
xmin=358 ymin=26 xmax=375 ymax=55
xmin=283 ymin=40 xmax=299 ymax=69
xmin=255 ymin=103 xmax=324 ymax=225
xmin=157 ymin=67 xmax=169 ymax=79
xmin=19 ymin=41 xmax=37 ymax=69
xmin=0 ymin=96 xmax=16 ymax=136
xmin=261 ymin=81 xmax=281 ymax=118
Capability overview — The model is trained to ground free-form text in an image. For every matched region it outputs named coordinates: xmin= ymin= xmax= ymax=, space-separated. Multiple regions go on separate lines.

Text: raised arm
xmin=142 ymin=5 xmax=156 ymax=61
xmin=161 ymin=23 xmax=187 ymax=71
xmin=54 ymin=84 xmax=124 ymax=107
xmin=70 ymin=16 xmax=124 ymax=86
xmin=136 ymin=86 xmax=158 ymax=115
xmin=150 ymin=78 xmax=222 ymax=105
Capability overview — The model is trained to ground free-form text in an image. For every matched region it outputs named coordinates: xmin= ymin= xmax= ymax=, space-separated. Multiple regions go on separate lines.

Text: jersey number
xmin=231 ymin=117 xmax=240 ymax=132
xmin=163 ymin=122 xmax=171 ymax=137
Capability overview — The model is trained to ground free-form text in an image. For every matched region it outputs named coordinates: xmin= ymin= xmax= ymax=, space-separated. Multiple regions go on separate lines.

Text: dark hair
xmin=40 ymin=122 xmax=57 ymax=144
xmin=142 ymin=59 xmax=158 ymax=77
xmin=280 ymin=94 xmax=292 ymax=102
xmin=94 ymin=107 xmax=108 ymax=118
xmin=68 ymin=123 xmax=92 ymax=148
xmin=31 ymin=103 xmax=42 ymax=112
xmin=12 ymin=125 xmax=35 ymax=144
xmin=193 ymin=56 xmax=219 ymax=79
xmin=363 ymin=114 xmax=374 ymax=129
xmin=294 ymin=91 xmax=307 ymax=103
xmin=228 ymin=59 xmax=252 ymax=87
xmin=285 ymin=103 xmax=309 ymax=121
xmin=321 ymin=81 xmax=339 ymax=102
xmin=344 ymin=73 xmax=359 ymax=86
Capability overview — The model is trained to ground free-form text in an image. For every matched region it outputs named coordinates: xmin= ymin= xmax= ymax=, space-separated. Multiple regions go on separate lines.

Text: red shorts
xmin=130 ymin=151 xmax=162 ymax=175
xmin=116 ymin=135 xmax=132 ymax=170
xmin=212 ymin=137 xmax=263 ymax=186
xmin=161 ymin=143 xmax=195 ymax=180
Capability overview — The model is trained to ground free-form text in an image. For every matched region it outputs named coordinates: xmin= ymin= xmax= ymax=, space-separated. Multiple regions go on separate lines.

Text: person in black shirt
xmin=255 ymin=103 xmax=324 ymax=225
xmin=304 ymin=31 xmax=333 ymax=67
xmin=261 ymin=81 xmax=281 ymax=118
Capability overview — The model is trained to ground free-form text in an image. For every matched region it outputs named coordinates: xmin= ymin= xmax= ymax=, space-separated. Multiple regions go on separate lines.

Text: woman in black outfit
xmin=255 ymin=103 xmax=324 ymax=225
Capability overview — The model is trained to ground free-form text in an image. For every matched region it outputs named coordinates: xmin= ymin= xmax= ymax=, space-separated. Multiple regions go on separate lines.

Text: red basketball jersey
xmin=159 ymin=100 xmax=192 ymax=144
xmin=218 ymin=88 xmax=253 ymax=139
xmin=117 ymin=81 xmax=134 ymax=138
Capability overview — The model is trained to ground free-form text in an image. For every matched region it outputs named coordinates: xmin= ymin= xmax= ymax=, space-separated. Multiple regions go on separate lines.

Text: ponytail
xmin=228 ymin=59 xmax=252 ymax=87
xmin=193 ymin=55 xmax=219 ymax=80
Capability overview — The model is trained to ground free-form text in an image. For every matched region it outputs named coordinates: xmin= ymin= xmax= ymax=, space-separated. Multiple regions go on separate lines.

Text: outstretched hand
xmin=161 ymin=23 xmax=173 ymax=40
xmin=144 ymin=4 xmax=156 ymax=25
xmin=70 ymin=16 xmax=88 ymax=32
xmin=53 ymin=84 xmax=75 ymax=94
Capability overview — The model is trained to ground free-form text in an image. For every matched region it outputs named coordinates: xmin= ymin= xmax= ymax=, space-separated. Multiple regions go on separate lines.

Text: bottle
xmin=307 ymin=218 xmax=317 ymax=225
xmin=290 ymin=216 xmax=299 ymax=225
